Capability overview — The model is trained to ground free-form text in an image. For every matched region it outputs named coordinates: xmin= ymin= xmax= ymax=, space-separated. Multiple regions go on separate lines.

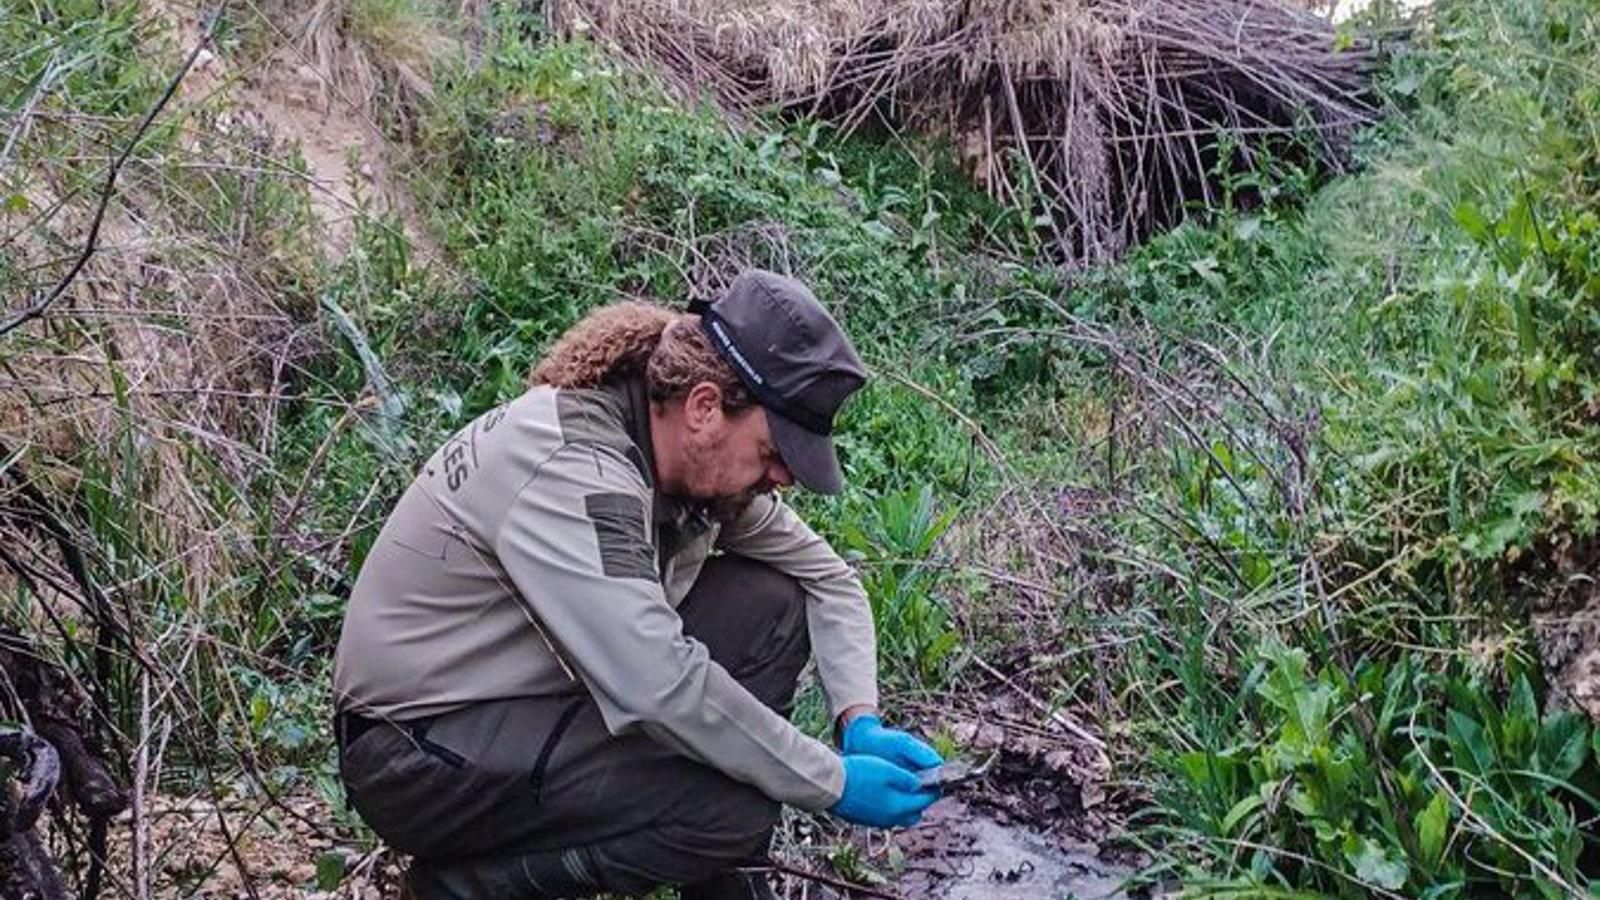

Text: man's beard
xmin=678 ymin=434 xmax=772 ymax=524
xmin=699 ymin=486 xmax=770 ymax=524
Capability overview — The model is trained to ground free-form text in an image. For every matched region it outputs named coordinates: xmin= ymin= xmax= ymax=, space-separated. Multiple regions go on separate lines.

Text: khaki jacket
xmin=332 ymin=379 xmax=878 ymax=810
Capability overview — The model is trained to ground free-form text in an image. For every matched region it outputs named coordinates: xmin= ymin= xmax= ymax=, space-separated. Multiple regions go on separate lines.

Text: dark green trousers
xmin=336 ymin=554 xmax=813 ymax=898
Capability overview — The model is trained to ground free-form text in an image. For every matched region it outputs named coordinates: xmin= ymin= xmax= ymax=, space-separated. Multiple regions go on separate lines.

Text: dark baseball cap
xmin=688 ymin=270 xmax=867 ymax=494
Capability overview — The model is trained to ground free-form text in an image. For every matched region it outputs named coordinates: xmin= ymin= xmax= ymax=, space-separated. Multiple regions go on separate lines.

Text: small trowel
xmin=916 ymin=752 xmax=997 ymax=791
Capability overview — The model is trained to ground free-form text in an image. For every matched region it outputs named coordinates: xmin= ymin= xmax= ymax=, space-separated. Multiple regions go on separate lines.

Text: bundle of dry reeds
xmin=550 ymin=0 xmax=1376 ymax=266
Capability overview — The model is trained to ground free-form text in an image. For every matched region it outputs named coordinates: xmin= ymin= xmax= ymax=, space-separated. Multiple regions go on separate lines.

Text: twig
xmin=0 ymin=0 xmax=231 ymax=339
xmin=133 ymin=670 xmax=152 ymax=900
xmin=969 ymin=654 xmax=1106 ymax=751
xmin=875 ymin=369 xmax=1004 ymax=466
xmin=748 ymin=861 xmax=908 ymax=900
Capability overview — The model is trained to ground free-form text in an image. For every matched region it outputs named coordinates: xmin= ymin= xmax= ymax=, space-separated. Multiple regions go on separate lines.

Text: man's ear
xmin=683 ymin=381 xmax=724 ymax=431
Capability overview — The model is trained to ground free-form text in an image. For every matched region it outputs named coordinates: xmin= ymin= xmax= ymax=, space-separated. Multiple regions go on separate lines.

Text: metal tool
xmin=916 ymin=752 xmax=998 ymax=791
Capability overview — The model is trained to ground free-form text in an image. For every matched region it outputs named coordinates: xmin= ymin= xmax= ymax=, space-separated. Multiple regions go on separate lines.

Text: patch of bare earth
xmin=897 ymin=800 xmax=1132 ymax=900
xmin=1528 ymin=533 xmax=1600 ymax=720
xmin=239 ymin=57 xmax=439 ymax=261
xmin=166 ymin=0 xmax=442 ymax=261
xmin=880 ymin=687 xmax=1142 ymax=900
xmin=88 ymin=792 xmax=403 ymax=899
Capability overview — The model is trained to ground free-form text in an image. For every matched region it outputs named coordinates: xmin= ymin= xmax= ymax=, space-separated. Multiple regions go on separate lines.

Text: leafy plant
xmin=1166 ymin=646 xmax=1598 ymax=898
xmin=839 ymin=486 xmax=960 ymax=689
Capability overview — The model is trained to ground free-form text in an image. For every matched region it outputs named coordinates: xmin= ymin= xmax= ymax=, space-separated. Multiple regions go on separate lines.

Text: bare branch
xmin=0 ymin=0 xmax=231 ymax=340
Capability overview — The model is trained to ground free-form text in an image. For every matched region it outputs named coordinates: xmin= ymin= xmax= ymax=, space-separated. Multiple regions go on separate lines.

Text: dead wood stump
xmin=1 ymin=729 xmax=70 ymax=900
xmin=0 ymin=631 xmax=127 ymax=900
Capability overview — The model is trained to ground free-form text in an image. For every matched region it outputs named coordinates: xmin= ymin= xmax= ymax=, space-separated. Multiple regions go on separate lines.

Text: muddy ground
xmin=49 ymin=673 xmax=1138 ymax=899
xmin=66 ymin=779 xmax=1136 ymax=900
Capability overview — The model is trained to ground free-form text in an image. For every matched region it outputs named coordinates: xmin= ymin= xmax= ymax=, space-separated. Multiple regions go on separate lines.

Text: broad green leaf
xmin=1392 ymin=70 xmax=1423 ymax=97
xmin=1537 ymin=711 xmax=1588 ymax=781
xmin=1176 ymin=749 xmax=1238 ymax=794
xmin=1248 ymin=847 xmax=1274 ymax=881
xmin=1190 ymin=256 xmax=1226 ymax=292
xmin=861 ymin=220 xmax=895 ymax=242
xmin=1345 ymin=836 xmax=1409 ymax=891
xmin=1415 ymin=789 xmax=1450 ymax=867
xmin=315 ymin=852 xmax=346 ymax=890
xmin=1221 ymin=793 xmax=1264 ymax=837
xmin=1446 ymin=710 xmax=1496 ymax=777
xmin=249 ymin=692 xmax=270 ymax=730
xmin=1503 ymin=195 xmax=1538 ymax=260
xmin=1502 ymin=675 xmax=1538 ymax=761
xmin=1454 ymin=201 xmax=1493 ymax=243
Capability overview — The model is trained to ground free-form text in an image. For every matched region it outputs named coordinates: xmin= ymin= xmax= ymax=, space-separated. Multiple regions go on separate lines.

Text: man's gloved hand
xmin=842 ymin=714 xmax=943 ymax=772
xmin=829 ymin=755 xmax=939 ymax=828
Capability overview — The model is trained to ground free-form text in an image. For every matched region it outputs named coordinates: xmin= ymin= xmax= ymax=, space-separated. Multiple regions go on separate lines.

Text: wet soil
xmin=896 ymin=799 xmax=1131 ymax=900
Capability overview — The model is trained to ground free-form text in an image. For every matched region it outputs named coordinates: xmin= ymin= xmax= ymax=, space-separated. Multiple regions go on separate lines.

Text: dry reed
xmin=551 ymin=0 xmax=1377 ymax=266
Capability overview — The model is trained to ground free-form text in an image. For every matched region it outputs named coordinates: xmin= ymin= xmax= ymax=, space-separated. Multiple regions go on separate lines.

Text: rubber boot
xmin=404 ymin=846 xmax=603 ymax=900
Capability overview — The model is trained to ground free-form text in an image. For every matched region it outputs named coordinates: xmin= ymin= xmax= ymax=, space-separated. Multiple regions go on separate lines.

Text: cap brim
xmin=769 ymin=411 xmax=845 ymax=494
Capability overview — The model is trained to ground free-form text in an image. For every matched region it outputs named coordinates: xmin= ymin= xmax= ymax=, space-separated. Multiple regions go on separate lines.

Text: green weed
xmin=1164 ymin=647 xmax=1597 ymax=897
xmin=838 ymin=486 xmax=960 ymax=690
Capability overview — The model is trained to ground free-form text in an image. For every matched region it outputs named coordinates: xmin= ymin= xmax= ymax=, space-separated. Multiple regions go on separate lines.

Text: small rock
xmin=1042 ymin=749 xmax=1077 ymax=775
xmin=1080 ymin=781 xmax=1107 ymax=809
xmin=950 ymin=720 xmax=1006 ymax=750
xmin=358 ymin=162 xmax=374 ymax=180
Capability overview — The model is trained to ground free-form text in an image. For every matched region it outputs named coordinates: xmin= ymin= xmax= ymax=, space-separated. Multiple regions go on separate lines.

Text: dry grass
xmin=292 ymin=0 xmax=458 ymax=128
xmin=0 ymin=105 xmax=326 ymax=599
xmin=552 ymin=0 xmax=1377 ymax=267
xmin=0 ymin=3 xmax=417 ymax=890
xmin=0 ymin=0 xmax=460 ymax=622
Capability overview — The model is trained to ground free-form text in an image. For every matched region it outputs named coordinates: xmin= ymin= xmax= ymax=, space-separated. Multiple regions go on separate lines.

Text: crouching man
xmin=332 ymin=270 xmax=942 ymax=899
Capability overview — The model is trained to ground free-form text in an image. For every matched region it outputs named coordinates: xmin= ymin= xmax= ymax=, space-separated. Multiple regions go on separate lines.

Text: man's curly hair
xmin=528 ymin=301 xmax=755 ymax=410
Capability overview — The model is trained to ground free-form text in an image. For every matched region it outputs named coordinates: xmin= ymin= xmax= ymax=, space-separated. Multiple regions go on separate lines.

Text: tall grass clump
xmin=0 ymin=0 xmax=431 ymax=890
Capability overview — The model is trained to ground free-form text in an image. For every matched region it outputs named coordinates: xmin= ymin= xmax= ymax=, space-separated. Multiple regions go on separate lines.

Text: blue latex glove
xmin=842 ymin=715 xmax=943 ymax=772
xmin=829 ymin=755 xmax=940 ymax=828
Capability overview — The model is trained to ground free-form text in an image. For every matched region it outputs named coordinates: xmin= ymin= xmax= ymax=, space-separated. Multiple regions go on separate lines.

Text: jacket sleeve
xmin=716 ymin=493 xmax=880 ymax=722
xmin=494 ymin=442 xmax=845 ymax=811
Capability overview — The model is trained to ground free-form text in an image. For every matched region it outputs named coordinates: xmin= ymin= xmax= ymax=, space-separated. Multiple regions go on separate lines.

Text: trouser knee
xmin=680 ymin=554 xmax=810 ymax=711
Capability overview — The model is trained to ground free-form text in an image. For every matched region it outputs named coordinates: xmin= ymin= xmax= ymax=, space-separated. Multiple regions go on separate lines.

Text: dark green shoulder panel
xmin=555 ymin=388 xmax=652 ymax=486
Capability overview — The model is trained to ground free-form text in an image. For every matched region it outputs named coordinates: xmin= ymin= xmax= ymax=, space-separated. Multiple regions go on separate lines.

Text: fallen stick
xmin=748 ymin=861 xmax=908 ymax=900
xmin=970 ymin=655 xmax=1107 ymax=751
